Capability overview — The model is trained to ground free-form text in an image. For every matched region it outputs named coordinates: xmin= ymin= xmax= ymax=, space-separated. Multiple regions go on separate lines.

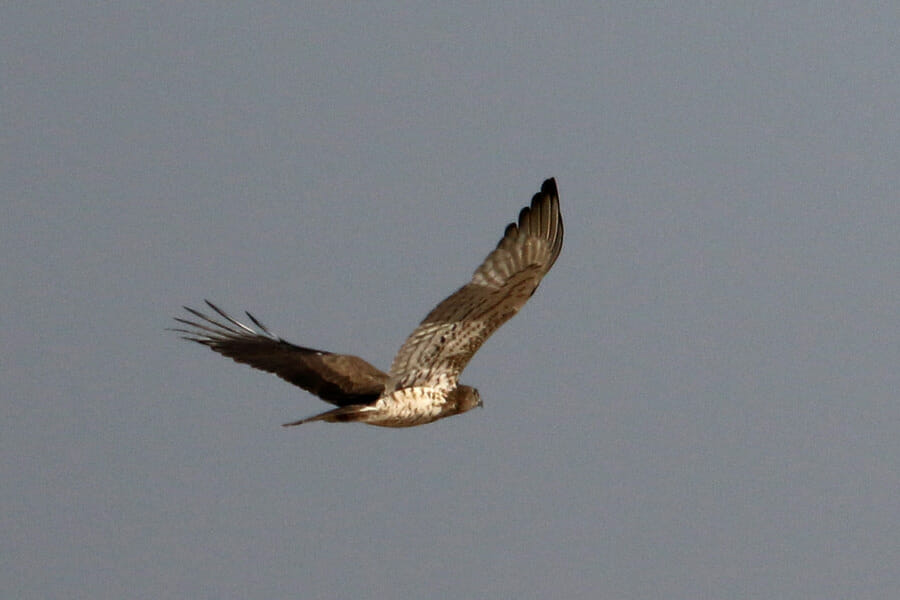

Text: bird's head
xmin=452 ymin=385 xmax=483 ymax=415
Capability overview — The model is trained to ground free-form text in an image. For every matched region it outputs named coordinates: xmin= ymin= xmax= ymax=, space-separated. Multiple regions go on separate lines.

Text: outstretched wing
xmin=172 ymin=301 xmax=387 ymax=406
xmin=387 ymin=177 xmax=563 ymax=391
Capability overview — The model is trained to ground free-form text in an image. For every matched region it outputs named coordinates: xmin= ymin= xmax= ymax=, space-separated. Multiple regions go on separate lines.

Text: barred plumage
xmin=172 ymin=177 xmax=563 ymax=428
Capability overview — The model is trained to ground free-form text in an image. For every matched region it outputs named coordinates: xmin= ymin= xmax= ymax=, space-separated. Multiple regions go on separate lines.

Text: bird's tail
xmin=281 ymin=404 xmax=377 ymax=427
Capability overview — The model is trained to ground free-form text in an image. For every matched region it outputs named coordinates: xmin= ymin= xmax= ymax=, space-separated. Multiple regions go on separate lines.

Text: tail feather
xmin=281 ymin=404 xmax=377 ymax=427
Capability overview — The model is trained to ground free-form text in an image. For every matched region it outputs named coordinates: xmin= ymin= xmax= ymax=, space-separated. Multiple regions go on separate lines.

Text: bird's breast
xmin=370 ymin=386 xmax=452 ymax=426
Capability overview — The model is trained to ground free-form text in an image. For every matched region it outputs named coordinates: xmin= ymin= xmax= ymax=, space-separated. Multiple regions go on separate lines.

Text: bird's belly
xmin=367 ymin=387 xmax=450 ymax=427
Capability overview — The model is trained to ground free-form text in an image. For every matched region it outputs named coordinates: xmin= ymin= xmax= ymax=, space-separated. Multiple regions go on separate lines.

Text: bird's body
xmin=289 ymin=385 xmax=479 ymax=428
xmin=173 ymin=178 xmax=563 ymax=427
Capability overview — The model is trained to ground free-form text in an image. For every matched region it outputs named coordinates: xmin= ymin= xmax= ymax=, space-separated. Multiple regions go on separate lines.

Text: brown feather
xmin=172 ymin=177 xmax=563 ymax=427
xmin=387 ymin=178 xmax=563 ymax=390
xmin=171 ymin=301 xmax=386 ymax=406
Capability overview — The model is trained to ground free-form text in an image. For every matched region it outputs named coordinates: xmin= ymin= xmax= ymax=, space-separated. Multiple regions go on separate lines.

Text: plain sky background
xmin=3 ymin=4 xmax=899 ymax=599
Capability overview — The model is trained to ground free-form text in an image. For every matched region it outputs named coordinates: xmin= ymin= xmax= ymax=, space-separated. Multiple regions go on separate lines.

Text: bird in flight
xmin=172 ymin=178 xmax=563 ymax=427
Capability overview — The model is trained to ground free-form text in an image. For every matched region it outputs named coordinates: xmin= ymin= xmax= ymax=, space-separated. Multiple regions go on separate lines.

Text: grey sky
xmin=3 ymin=4 xmax=899 ymax=599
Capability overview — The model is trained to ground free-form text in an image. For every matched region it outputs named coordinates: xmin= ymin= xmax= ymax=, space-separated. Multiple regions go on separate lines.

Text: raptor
xmin=173 ymin=178 xmax=563 ymax=427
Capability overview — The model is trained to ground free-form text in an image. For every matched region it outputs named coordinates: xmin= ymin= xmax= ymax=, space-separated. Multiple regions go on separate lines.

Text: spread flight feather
xmin=172 ymin=177 xmax=563 ymax=427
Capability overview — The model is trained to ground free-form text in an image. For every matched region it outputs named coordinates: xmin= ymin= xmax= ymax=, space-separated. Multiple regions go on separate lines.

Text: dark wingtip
xmin=540 ymin=177 xmax=557 ymax=197
xmin=497 ymin=177 xmax=562 ymax=250
xmin=530 ymin=177 xmax=558 ymax=212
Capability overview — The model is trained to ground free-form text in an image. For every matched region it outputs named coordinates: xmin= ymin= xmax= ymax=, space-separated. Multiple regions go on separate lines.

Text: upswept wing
xmin=386 ymin=178 xmax=563 ymax=391
xmin=172 ymin=301 xmax=387 ymax=406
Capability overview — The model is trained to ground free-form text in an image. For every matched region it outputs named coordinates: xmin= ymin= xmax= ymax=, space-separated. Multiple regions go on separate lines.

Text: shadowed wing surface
xmin=172 ymin=301 xmax=387 ymax=406
xmin=387 ymin=178 xmax=563 ymax=391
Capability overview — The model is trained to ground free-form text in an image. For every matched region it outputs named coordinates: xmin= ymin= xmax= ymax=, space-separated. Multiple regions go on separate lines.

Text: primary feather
xmin=173 ymin=177 xmax=563 ymax=427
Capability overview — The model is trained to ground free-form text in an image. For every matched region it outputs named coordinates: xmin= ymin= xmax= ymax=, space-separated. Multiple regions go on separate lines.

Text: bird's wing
xmin=172 ymin=301 xmax=387 ymax=406
xmin=386 ymin=178 xmax=563 ymax=391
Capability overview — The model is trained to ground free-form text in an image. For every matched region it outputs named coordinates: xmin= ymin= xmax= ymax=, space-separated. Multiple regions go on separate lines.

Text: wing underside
xmin=387 ymin=178 xmax=563 ymax=390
